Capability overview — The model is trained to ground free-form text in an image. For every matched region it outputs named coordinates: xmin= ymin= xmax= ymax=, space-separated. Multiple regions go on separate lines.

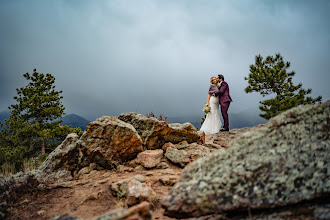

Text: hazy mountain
xmin=0 ymin=111 xmax=90 ymax=131
xmin=61 ymin=114 xmax=90 ymax=131
xmin=1 ymin=109 xmax=265 ymax=131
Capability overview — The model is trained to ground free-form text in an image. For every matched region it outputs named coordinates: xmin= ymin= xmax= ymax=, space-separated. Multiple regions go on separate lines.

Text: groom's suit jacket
xmin=215 ymin=81 xmax=232 ymax=105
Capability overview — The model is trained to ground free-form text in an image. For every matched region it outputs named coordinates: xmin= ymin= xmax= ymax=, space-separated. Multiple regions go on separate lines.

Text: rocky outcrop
xmin=38 ymin=133 xmax=80 ymax=179
xmin=37 ymin=113 xmax=204 ymax=173
xmin=162 ymin=101 xmax=330 ymax=218
xmin=78 ymin=116 xmax=143 ymax=169
xmin=118 ymin=112 xmax=202 ymax=149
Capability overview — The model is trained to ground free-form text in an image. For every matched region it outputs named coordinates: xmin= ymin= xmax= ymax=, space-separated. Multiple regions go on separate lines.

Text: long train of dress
xmin=200 ymin=96 xmax=221 ymax=135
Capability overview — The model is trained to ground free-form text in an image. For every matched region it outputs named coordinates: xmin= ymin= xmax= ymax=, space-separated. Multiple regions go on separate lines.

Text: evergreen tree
xmin=6 ymin=69 xmax=71 ymax=154
xmin=0 ymin=114 xmax=34 ymax=170
xmin=245 ymin=53 xmax=322 ymax=119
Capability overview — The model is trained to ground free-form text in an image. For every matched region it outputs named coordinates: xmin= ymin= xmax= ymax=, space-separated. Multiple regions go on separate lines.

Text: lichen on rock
xmin=162 ymin=101 xmax=330 ymax=218
xmin=78 ymin=116 xmax=144 ymax=169
xmin=118 ymin=112 xmax=202 ymax=149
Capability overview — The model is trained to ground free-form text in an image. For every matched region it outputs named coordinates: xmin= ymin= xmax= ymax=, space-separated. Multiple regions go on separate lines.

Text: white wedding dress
xmin=200 ymin=96 xmax=221 ymax=135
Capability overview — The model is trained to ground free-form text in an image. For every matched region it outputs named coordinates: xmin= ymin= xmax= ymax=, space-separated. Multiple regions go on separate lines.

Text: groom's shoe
xmin=220 ymin=128 xmax=229 ymax=132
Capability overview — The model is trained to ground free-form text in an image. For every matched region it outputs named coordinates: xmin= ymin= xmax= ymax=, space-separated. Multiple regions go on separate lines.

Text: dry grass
xmin=1 ymin=162 xmax=15 ymax=177
xmin=0 ymin=158 xmax=44 ymax=176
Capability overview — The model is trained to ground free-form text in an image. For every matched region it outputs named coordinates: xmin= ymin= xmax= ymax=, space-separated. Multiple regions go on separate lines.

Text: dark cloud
xmin=0 ymin=0 xmax=329 ymax=121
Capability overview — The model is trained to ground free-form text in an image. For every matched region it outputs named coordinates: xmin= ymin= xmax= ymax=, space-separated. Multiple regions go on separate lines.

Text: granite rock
xmin=162 ymin=101 xmax=330 ymax=218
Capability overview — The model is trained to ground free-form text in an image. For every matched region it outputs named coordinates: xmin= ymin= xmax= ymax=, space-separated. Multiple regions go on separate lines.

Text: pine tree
xmin=245 ymin=53 xmax=322 ymax=119
xmin=8 ymin=69 xmax=66 ymax=154
xmin=0 ymin=114 xmax=35 ymax=170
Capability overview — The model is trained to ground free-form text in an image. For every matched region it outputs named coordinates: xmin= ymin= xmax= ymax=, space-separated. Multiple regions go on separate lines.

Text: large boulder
xmin=162 ymin=101 xmax=330 ymax=218
xmin=38 ymin=133 xmax=80 ymax=177
xmin=77 ymin=116 xmax=143 ymax=169
xmin=118 ymin=112 xmax=202 ymax=149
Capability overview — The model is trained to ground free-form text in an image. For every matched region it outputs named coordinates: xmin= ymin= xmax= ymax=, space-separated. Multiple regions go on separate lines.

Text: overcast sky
xmin=0 ymin=0 xmax=329 ymax=121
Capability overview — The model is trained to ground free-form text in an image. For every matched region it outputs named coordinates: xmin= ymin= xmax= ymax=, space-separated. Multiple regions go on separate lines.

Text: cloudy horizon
xmin=1 ymin=0 xmax=329 ymax=121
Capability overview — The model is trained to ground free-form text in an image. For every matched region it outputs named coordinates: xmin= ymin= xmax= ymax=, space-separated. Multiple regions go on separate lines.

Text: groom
xmin=215 ymin=74 xmax=232 ymax=131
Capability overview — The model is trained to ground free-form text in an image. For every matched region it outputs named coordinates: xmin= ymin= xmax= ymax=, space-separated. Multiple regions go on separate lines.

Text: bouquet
xmin=203 ymin=105 xmax=211 ymax=114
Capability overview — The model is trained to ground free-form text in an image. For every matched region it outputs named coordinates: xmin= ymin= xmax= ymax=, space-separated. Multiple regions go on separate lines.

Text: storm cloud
xmin=0 ymin=0 xmax=329 ymax=121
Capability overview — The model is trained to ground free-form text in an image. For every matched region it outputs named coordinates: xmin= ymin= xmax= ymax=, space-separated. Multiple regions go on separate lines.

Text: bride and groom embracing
xmin=200 ymin=74 xmax=232 ymax=135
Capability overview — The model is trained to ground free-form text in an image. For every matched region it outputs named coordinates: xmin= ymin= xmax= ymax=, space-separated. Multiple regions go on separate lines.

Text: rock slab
xmin=78 ymin=116 xmax=143 ymax=169
xmin=162 ymin=101 xmax=330 ymax=218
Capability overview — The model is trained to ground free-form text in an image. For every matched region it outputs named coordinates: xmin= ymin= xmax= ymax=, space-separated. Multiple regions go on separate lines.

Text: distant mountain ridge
xmin=0 ymin=112 xmax=90 ymax=131
xmin=61 ymin=114 xmax=90 ymax=131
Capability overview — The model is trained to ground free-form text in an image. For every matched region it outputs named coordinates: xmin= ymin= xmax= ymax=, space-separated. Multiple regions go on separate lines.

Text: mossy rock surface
xmin=162 ymin=101 xmax=330 ymax=218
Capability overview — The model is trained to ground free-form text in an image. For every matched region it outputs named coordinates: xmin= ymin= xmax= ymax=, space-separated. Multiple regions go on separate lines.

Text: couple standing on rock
xmin=200 ymin=74 xmax=232 ymax=135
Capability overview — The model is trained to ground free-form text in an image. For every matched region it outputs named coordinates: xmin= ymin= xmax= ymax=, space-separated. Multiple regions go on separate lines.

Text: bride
xmin=200 ymin=76 xmax=222 ymax=135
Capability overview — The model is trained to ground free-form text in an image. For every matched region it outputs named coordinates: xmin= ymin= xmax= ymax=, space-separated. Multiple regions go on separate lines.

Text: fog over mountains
xmin=0 ymin=109 xmax=266 ymax=131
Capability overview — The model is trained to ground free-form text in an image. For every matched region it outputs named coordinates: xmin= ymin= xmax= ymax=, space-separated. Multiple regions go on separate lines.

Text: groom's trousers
xmin=220 ymin=102 xmax=230 ymax=129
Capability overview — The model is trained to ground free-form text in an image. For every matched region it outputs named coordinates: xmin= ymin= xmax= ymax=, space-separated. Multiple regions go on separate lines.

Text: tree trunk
xmin=39 ymin=115 xmax=45 ymax=154
xmin=41 ymin=137 xmax=45 ymax=155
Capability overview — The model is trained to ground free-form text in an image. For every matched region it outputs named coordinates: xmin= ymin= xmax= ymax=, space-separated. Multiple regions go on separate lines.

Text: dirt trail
xmin=9 ymin=163 xmax=182 ymax=220
xmin=8 ymin=127 xmax=258 ymax=219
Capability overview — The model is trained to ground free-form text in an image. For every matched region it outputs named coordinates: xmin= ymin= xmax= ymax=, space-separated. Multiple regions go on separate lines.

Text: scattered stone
xmin=126 ymin=179 xmax=157 ymax=207
xmin=159 ymin=177 xmax=178 ymax=186
xmin=77 ymin=167 xmax=90 ymax=176
xmin=116 ymin=165 xmax=134 ymax=173
xmin=110 ymin=175 xmax=145 ymax=197
xmin=135 ymin=149 xmax=164 ymax=169
xmin=89 ymin=163 xmax=103 ymax=171
xmin=95 ymin=201 xmax=152 ymax=220
xmin=162 ymin=142 xmax=175 ymax=151
xmin=175 ymin=140 xmax=189 ymax=149
xmin=197 ymin=130 xmax=206 ymax=145
xmin=86 ymin=192 xmax=99 ymax=201
xmin=134 ymin=165 xmax=145 ymax=171
xmin=185 ymin=143 xmax=210 ymax=161
xmin=156 ymin=162 xmax=169 ymax=169
xmin=165 ymin=144 xmax=211 ymax=167
xmin=165 ymin=146 xmax=190 ymax=167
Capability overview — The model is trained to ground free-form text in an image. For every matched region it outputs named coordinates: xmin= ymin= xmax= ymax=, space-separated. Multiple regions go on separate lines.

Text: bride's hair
xmin=210 ymin=76 xmax=217 ymax=87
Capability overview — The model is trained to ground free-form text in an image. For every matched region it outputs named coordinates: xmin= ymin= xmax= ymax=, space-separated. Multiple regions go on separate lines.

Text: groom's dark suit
xmin=215 ymin=81 xmax=232 ymax=129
